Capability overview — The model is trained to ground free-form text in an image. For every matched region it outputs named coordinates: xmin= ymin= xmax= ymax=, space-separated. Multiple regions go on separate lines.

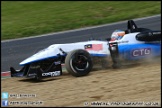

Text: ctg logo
xmin=132 ymin=48 xmax=151 ymax=57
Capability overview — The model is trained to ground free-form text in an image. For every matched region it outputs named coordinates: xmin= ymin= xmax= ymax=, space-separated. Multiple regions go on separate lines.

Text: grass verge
xmin=1 ymin=1 xmax=161 ymax=40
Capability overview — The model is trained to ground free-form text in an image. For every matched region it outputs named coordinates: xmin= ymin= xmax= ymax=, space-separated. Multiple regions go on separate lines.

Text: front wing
xmin=10 ymin=60 xmax=62 ymax=79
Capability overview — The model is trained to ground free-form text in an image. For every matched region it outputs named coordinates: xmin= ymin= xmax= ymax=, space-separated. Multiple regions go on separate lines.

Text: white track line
xmin=1 ymin=14 xmax=160 ymax=43
xmin=1 ymin=71 xmax=10 ymax=74
xmin=1 ymin=70 xmax=20 ymax=74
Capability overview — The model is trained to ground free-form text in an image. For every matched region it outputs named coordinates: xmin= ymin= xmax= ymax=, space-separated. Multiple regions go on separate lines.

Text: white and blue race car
xmin=10 ymin=20 xmax=161 ymax=80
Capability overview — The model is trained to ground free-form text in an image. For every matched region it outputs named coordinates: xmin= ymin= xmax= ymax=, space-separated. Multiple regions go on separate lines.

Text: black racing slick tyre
xmin=65 ymin=49 xmax=93 ymax=77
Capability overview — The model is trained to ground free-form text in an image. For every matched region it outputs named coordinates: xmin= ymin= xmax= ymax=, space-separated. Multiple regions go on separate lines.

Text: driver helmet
xmin=111 ymin=30 xmax=125 ymax=41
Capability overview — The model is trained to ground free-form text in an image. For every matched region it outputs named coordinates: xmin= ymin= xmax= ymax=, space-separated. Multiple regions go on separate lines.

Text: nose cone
xmin=19 ymin=45 xmax=61 ymax=66
xmin=19 ymin=48 xmax=50 ymax=66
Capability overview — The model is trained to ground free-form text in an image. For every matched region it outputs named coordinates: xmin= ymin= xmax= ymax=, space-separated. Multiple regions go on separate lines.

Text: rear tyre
xmin=112 ymin=63 xmax=121 ymax=69
xmin=65 ymin=49 xmax=93 ymax=77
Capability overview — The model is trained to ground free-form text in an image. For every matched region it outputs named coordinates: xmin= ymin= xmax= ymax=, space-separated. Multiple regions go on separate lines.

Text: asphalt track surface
xmin=1 ymin=15 xmax=161 ymax=72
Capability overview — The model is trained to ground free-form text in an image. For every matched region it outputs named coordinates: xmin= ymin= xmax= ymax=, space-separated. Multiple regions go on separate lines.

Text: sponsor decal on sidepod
xmin=132 ymin=48 xmax=151 ymax=57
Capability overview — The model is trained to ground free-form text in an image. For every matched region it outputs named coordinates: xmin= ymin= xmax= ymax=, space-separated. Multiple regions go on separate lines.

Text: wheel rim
xmin=71 ymin=54 xmax=89 ymax=71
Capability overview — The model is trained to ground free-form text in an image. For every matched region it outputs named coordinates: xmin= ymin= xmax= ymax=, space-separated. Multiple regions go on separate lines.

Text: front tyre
xmin=65 ymin=49 xmax=93 ymax=77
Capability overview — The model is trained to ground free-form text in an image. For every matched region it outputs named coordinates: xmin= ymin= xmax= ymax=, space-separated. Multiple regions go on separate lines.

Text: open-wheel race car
xmin=10 ymin=20 xmax=161 ymax=80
